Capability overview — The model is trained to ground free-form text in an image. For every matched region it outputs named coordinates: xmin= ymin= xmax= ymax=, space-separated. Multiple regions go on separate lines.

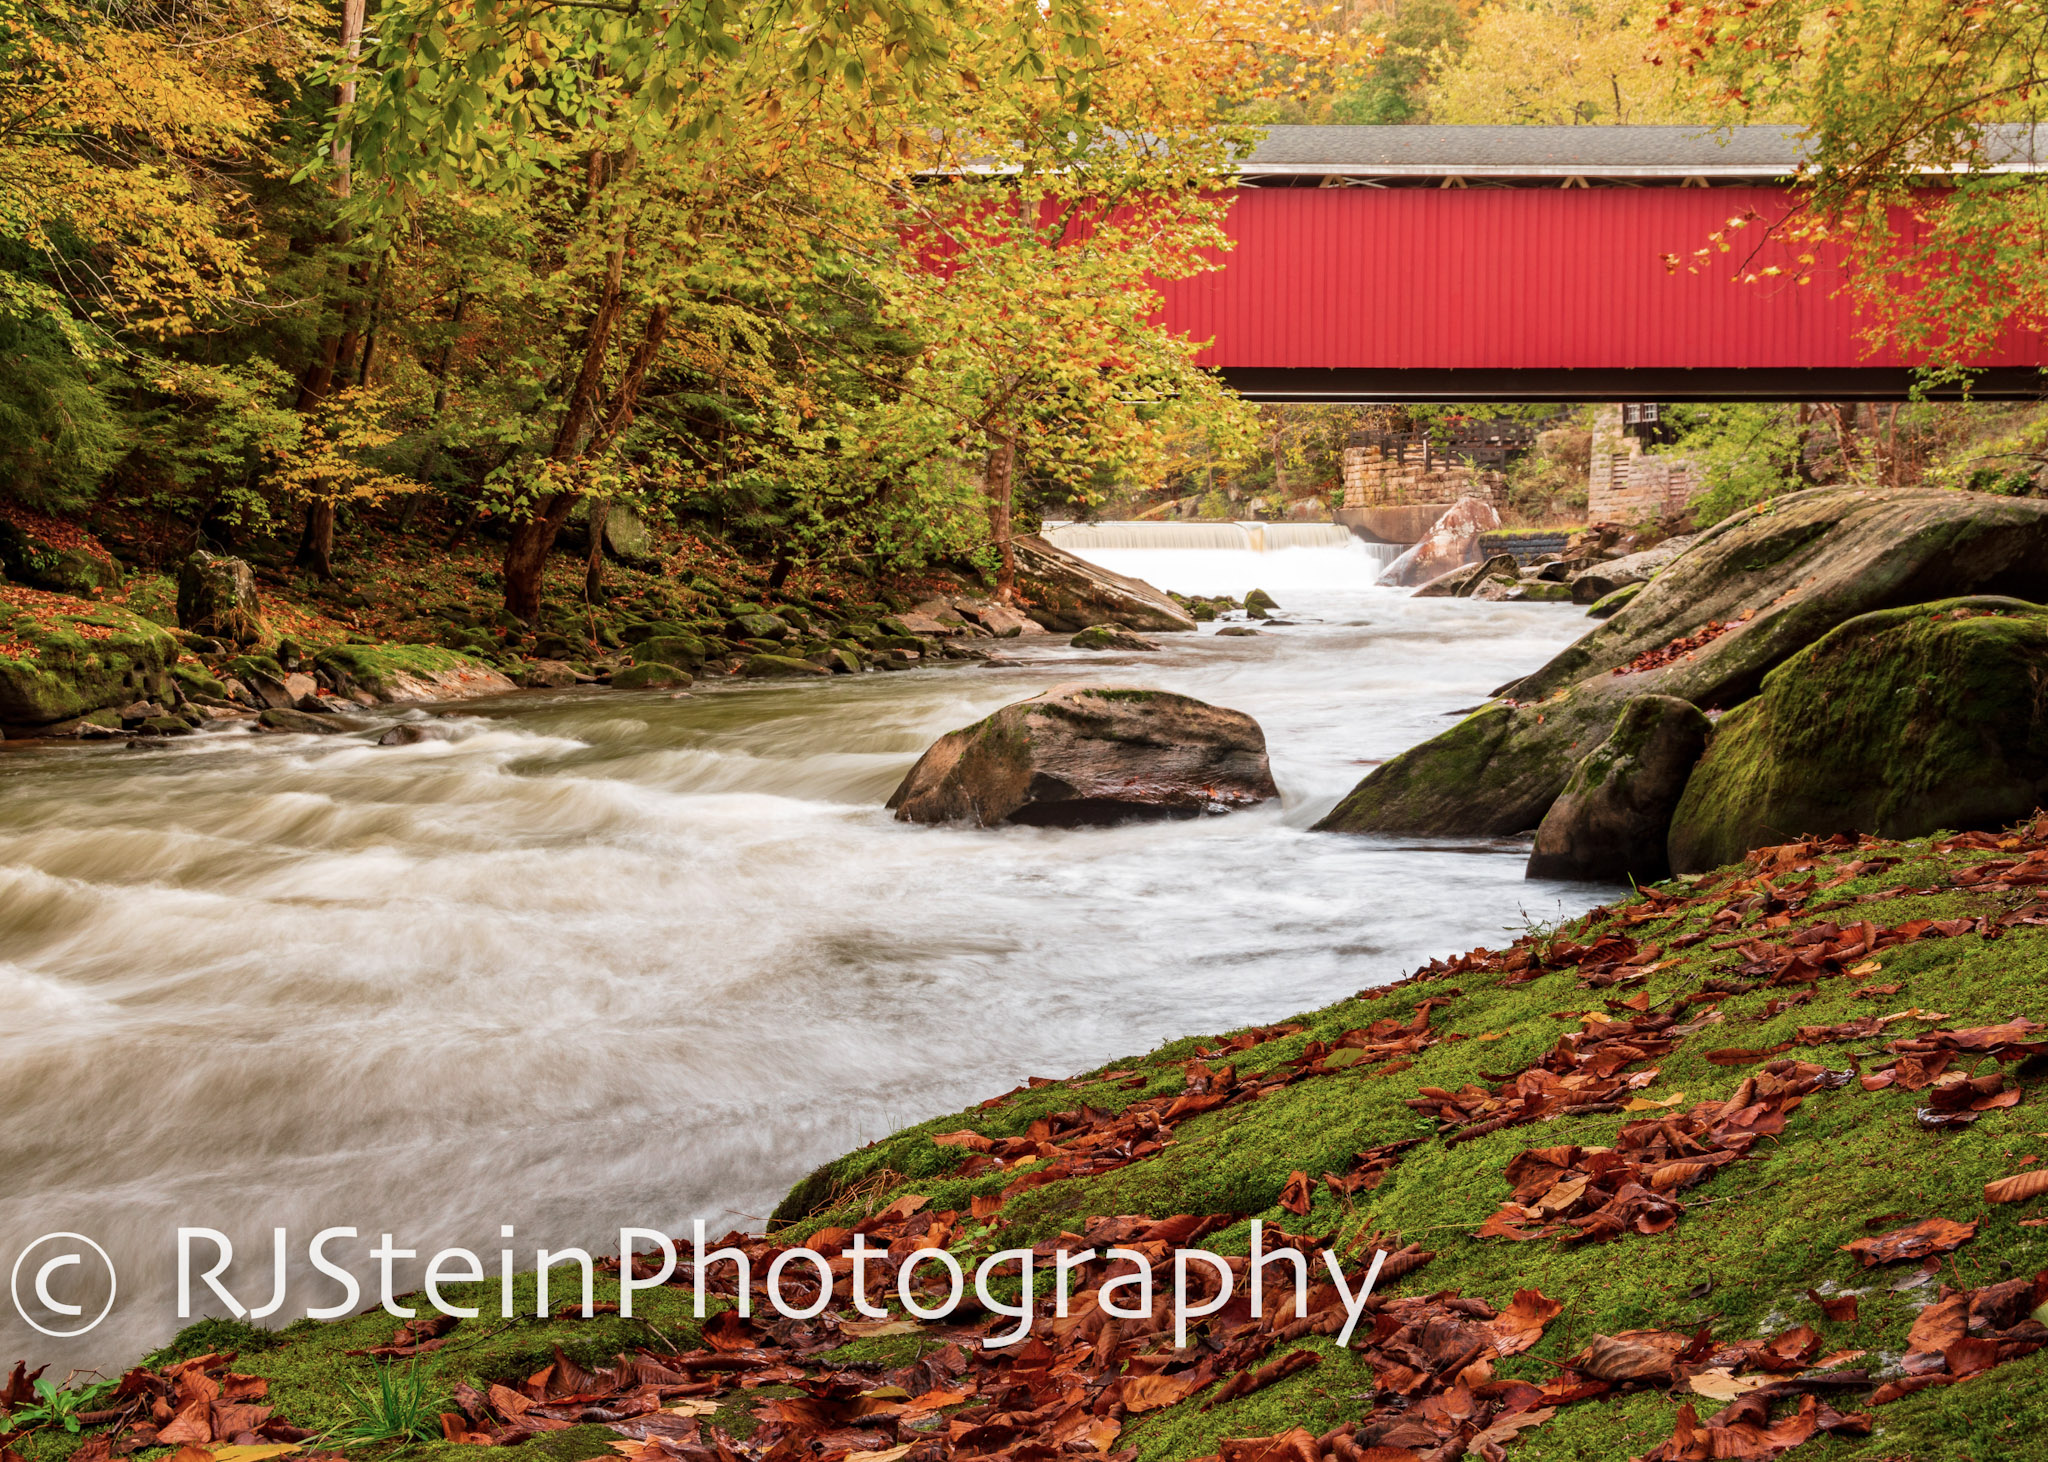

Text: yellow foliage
xmin=1424 ymin=0 xmax=1719 ymax=125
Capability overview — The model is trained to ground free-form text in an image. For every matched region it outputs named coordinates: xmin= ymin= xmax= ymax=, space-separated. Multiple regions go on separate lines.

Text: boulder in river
xmin=1527 ymin=695 xmax=1711 ymax=883
xmin=1413 ymin=553 xmax=1519 ymax=599
xmin=1010 ymin=535 xmax=1197 ymax=633
xmin=1318 ymin=488 xmax=2048 ymax=839
xmin=1668 ymin=597 xmax=2048 ymax=873
xmin=743 ymin=653 xmax=830 ymax=678
xmin=888 ymin=683 xmax=1278 ymax=827
xmin=1376 ymin=498 xmax=1502 ymax=589
xmin=176 ymin=551 xmax=262 ymax=645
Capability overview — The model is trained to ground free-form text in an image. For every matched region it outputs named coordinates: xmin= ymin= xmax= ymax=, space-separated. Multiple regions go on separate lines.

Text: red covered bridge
xmin=1157 ymin=126 xmax=2048 ymax=402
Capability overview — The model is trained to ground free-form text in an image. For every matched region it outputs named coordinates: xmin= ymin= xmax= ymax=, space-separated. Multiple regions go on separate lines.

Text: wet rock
xmin=731 ymin=613 xmax=791 ymax=642
xmin=138 ymin=714 xmax=194 ymax=736
xmin=522 ymin=659 xmax=580 ymax=689
xmin=1413 ymin=553 xmax=1518 ymax=599
xmin=1375 ymin=498 xmax=1503 ymax=589
xmin=378 ymin=722 xmax=455 ymax=746
xmin=1568 ymin=535 xmax=1697 ymax=605
xmin=1216 ymin=626 xmax=1261 ymax=637
xmin=1010 ymin=535 xmax=1197 ymax=633
xmin=1527 ymin=695 xmax=1711 ymax=883
xmin=637 ymin=633 xmax=707 ymax=670
xmin=1669 ymin=597 xmax=2048 ymax=872
xmin=242 ymin=671 xmax=299 ymax=711
xmin=117 ymin=699 xmax=165 ymax=726
xmin=1586 ymin=582 xmax=1645 ymax=619
xmin=176 ymin=552 xmax=262 ymax=644
xmin=1320 ymin=487 xmax=2048 ymax=839
xmin=818 ymin=648 xmax=862 ymax=675
xmin=1508 ymin=579 xmax=1574 ymax=603
xmin=1070 ymin=625 xmax=1160 ymax=652
xmin=888 ymin=683 xmax=1278 ymax=827
xmin=743 ymin=653 xmax=830 ymax=678
xmin=1244 ymin=588 xmax=1278 ymax=613
xmin=953 ymin=599 xmax=1040 ymax=638
xmin=612 ymin=661 xmax=692 ymax=689
xmin=41 ymin=709 xmax=123 ymax=738
xmin=258 ymin=707 xmax=345 ymax=734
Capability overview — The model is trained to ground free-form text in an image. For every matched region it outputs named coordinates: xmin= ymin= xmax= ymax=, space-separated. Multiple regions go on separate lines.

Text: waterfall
xmin=1041 ymin=520 xmax=1364 ymax=553
xmin=1044 ymin=522 xmax=1407 ymax=597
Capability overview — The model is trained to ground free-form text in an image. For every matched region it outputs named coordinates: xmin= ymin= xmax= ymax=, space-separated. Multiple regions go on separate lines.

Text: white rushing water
xmin=0 ymin=541 xmax=1605 ymax=1364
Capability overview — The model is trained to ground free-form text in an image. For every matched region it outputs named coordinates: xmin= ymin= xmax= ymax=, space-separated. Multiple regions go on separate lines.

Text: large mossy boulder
xmin=1010 ymin=536 xmax=1196 ymax=633
xmin=888 ymin=684 xmax=1277 ymax=827
xmin=176 ymin=551 xmax=262 ymax=644
xmin=1668 ymin=597 xmax=2048 ymax=873
xmin=1318 ymin=488 xmax=2048 ymax=838
xmin=1527 ymin=695 xmax=1711 ymax=883
xmin=0 ymin=596 xmax=180 ymax=729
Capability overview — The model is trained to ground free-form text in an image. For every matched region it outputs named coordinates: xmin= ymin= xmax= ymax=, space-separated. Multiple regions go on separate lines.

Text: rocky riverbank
xmin=0 ymin=515 xmax=1195 ymax=741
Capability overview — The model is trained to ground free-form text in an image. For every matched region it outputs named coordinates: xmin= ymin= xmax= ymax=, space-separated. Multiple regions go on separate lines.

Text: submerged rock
xmin=1319 ymin=488 xmax=2048 ymax=839
xmin=1010 ymin=535 xmax=1197 ymax=633
xmin=1070 ymin=625 xmax=1160 ymax=651
xmin=258 ymin=706 xmax=346 ymax=734
xmin=176 ymin=551 xmax=262 ymax=645
xmin=1669 ymin=597 xmax=2048 ymax=872
xmin=1527 ymin=695 xmax=1711 ymax=883
xmin=888 ymin=683 xmax=1278 ymax=827
xmin=1376 ymin=498 xmax=1503 ymax=589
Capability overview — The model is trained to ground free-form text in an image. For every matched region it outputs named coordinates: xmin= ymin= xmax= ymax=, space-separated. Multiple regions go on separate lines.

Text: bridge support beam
xmin=1218 ymin=367 xmax=2048 ymax=404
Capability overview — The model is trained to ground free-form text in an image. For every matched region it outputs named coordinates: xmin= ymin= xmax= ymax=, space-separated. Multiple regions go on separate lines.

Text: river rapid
xmin=0 ymin=542 xmax=1609 ymax=1365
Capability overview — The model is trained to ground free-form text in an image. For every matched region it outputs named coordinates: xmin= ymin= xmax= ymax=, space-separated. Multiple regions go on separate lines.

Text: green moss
xmin=1670 ymin=596 xmax=2048 ymax=870
xmin=767 ymin=831 xmax=2048 ymax=1462
xmin=315 ymin=642 xmax=490 ymax=695
xmin=0 ymin=599 xmax=180 ymax=725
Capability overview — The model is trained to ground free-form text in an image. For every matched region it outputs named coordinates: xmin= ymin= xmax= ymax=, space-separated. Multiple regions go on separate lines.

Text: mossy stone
xmin=611 ymin=662 xmax=692 ymax=690
xmin=1586 ymin=581 xmax=1645 ymax=619
xmin=1668 ymin=596 xmax=2048 ymax=871
xmin=0 ymin=601 xmax=180 ymax=727
xmin=635 ymin=633 xmax=706 ymax=670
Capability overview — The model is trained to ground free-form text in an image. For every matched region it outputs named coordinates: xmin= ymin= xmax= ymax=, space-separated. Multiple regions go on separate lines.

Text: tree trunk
xmin=585 ymin=497 xmax=609 ymax=603
xmin=985 ymin=436 xmax=1019 ymax=602
xmin=297 ymin=502 xmax=336 ymax=579
xmin=504 ymin=493 xmax=581 ymax=623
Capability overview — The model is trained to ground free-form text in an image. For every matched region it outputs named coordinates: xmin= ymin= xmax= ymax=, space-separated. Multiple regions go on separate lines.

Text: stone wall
xmin=1588 ymin=404 xmax=1701 ymax=522
xmin=1341 ymin=447 xmax=1502 ymax=509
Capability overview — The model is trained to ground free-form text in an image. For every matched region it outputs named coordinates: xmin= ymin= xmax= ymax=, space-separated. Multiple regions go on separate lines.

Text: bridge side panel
xmin=1161 ymin=187 xmax=2041 ymax=373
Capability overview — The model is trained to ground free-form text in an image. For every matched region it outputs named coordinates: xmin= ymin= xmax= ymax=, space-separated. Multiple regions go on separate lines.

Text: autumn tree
xmin=1658 ymin=0 xmax=2048 ymax=363
xmin=1425 ymin=0 xmax=1713 ymax=125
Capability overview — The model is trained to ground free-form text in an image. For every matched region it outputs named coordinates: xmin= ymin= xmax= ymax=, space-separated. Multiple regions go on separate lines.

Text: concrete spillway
xmin=1040 ymin=520 xmax=1363 ymax=553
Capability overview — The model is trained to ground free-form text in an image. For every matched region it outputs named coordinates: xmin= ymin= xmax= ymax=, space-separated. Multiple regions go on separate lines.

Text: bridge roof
xmin=1239 ymin=124 xmax=2048 ymax=183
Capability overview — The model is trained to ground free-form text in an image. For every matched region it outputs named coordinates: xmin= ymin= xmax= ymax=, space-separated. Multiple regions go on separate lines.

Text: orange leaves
xmin=1984 ymin=1167 xmax=2048 ymax=1204
xmin=1277 ymin=1170 xmax=1312 ymax=1216
xmin=1840 ymin=1217 xmax=1978 ymax=1267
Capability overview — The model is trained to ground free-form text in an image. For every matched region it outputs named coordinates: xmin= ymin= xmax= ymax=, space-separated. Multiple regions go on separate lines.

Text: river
xmin=0 ymin=540 xmax=1608 ymax=1365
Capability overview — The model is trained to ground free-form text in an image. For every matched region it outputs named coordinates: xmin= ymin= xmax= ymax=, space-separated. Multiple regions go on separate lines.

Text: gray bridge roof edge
xmin=1238 ymin=124 xmax=2048 ymax=178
